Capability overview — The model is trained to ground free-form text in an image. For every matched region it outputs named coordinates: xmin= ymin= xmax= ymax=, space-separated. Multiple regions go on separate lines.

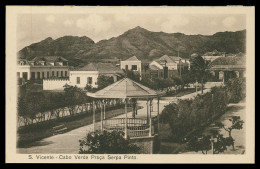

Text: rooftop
xmin=88 ymin=78 xmax=157 ymax=99
xmin=32 ymin=56 xmax=68 ymax=62
xmin=77 ymin=62 xmax=124 ymax=74
xmin=123 ymin=56 xmax=140 ymax=62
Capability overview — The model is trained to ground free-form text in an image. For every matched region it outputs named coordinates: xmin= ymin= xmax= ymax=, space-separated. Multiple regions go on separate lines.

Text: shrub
xmin=226 ymin=77 xmax=246 ymax=103
xmin=79 ymin=130 xmax=140 ymax=154
xmin=159 ymin=86 xmax=229 ymax=141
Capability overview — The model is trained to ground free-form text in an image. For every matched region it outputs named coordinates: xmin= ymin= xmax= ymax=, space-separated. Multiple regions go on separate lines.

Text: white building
xmin=17 ymin=56 xmax=69 ymax=81
xmin=120 ymin=56 xmax=142 ymax=75
xmin=43 ymin=62 xmax=124 ymax=90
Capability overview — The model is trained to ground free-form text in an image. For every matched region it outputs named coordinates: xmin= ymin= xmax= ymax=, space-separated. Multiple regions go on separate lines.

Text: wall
xmin=120 ymin=61 xmax=142 ymax=74
xmin=129 ymin=136 xmax=155 ymax=154
xmin=43 ymin=79 xmax=70 ymax=90
xmin=70 ymin=71 xmax=99 ymax=88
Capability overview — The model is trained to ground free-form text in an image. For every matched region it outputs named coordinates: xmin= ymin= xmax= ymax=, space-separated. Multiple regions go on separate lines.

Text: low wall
xmin=204 ymin=82 xmax=224 ymax=89
xmin=130 ymin=136 xmax=155 ymax=154
xmin=43 ymin=79 xmax=70 ymax=90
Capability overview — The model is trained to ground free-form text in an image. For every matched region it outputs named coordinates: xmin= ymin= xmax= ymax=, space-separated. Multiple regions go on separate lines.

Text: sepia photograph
xmin=6 ymin=6 xmax=255 ymax=163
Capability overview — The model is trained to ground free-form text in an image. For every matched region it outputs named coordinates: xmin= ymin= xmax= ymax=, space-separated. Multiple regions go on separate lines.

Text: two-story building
xmin=120 ymin=56 xmax=142 ymax=75
xmin=17 ymin=56 xmax=69 ymax=81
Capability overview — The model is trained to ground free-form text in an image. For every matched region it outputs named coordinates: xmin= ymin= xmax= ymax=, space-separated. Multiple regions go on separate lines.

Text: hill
xmin=18 ymin=26 xmax=246 ymax=67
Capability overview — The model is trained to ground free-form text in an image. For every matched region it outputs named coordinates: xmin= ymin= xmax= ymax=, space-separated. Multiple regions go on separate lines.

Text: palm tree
xmin=190 ymin=53 xmax=213 ymax=94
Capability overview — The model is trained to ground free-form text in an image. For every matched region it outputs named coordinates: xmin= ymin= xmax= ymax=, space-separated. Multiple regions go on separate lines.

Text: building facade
xmin=120 ymin=56 xmax=142 ymax=75
xmin=43 ymin=62 xmax=124 ymax=90
xmin=17 ymin=56 xmax=69 ymax=81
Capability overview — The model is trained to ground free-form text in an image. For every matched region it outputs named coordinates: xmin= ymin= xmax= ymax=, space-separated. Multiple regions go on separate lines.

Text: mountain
xmin=18 ymin=36 xmax=95 ymax=66
xmin=18 ymin=26 xmax=246 ymax=67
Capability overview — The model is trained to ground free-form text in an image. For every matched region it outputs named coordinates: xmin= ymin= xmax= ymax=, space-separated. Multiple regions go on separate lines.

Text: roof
xmin=150 ymin=64 xmax=161 ymax=70
xmin=88 ymin=78 xmax=158 ymax=99
xmin=32 ymin=56 xmax=68 ymax=62
xmin=211 ymin=56 xmax=246 ymax=66
xmin=123 ymin=56 xmax=140 ymax=62
xmin=156 ymin=55 xmax=182 ymax=63
xmin=77 ymin=63 xmax=124 ymax=74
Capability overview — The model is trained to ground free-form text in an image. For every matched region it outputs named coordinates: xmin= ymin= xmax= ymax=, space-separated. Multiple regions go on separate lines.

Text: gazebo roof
xmin=88 ymin=78 xmax=158 ymax=99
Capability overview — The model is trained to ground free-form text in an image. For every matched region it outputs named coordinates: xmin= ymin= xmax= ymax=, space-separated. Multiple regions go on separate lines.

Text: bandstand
xmin=88 ymin=78 xmax=160 ymax=141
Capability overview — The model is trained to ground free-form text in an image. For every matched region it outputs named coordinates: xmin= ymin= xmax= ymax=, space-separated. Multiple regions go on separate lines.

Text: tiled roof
xmin=32 ymin=56 xmax=68 ymax=62
xmin=150 ymin=64 xmax=161 ymax=70
xmin=77 ymin=63 xmax=124 ymax=74
xmin=211 ymin=56 xmax=246 ymax=66
xmin=88 ymin=78 xmax=157 ymax=99
xmin=124 ymin=56 xmax=140 ymax=61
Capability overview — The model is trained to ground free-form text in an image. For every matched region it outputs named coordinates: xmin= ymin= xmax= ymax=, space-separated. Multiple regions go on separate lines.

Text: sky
xmin=17 ymin=13 xmax=246 ymax=50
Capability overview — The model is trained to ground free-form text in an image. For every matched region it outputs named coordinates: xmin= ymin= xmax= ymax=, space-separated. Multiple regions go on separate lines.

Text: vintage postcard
xmin=6 ymin=6 xmax=255 ymax=163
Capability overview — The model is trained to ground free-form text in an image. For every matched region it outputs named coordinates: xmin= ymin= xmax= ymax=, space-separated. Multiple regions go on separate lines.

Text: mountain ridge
xmin=18 ymin=26 xmax=246 ymax=67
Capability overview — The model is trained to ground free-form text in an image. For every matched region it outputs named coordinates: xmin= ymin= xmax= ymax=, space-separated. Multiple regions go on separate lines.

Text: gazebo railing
xmin=103 ymin=118 xmax=150 ymax=137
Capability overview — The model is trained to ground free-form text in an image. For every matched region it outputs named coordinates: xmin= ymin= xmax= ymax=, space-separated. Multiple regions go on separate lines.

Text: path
xmin=17 ymin=88 xmax=211 ymax=154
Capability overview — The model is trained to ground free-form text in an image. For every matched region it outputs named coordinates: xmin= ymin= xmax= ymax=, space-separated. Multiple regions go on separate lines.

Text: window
xmin=47 ymin=72 xmax=49 ymax=78
xmin=65 ymin=71 xmax=67 ymax=77
xmin=52 ymin=71 xmax=54 ymax=77
xmin=61 ymin=71 xmax=63 ymax=77
xmin=31 ymin=72 xmax=35 ymax=80
xmin=160 ymin=72 xmax=163 ymax=78
xmin=37 ymin=72 xmax=40 ymax=79
xmin=125 ymin=65 xmax=128 ymax=70
xmin=132 ymin=65 xmax=137 ymax=70
xmin=87 ymin=77 xmax=92 ymax=84
xmin=42 ymin=72 xmax=44 ymax=79
xmin=56 ymin=71 xmax=59 ymax=77
xmin=22 ymin=72 xmax=28 ymax=80
xmin=77 ymin=77 xmax=80 ymax=84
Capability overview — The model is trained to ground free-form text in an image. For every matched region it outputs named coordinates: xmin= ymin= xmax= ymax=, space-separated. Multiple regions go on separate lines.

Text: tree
xmin=124 ymin=70 xmax=140 ymax=82
xmin=187 ymin=133 xmax=234 ymax=154
xmin=181 ymin=72 xmax=196 ymax=89
xmin=187 ymin=135 xmax=211 ymax=154
xmin=225 ymin=77 xmax=246 ymax=103
xmin=97 ymin=75 xmax=115 ymax=90
xmin=63 ymin=84 xmax=89 ymax=115
xmin=159 ymin=103 xmax=178 ymax=124
xmin=79 ymin=130 xmax=140 ymax=154
xmin=215 ymin=116 xmax=244 ymax=150
xmin=190 ymin=53 xmax=213 ymax=94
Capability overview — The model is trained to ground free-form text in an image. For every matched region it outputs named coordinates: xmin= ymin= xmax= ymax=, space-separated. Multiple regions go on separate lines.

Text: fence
xmin=103 ymin=118 xmax=150 ymax=138
xmin=17 ymin=99 xmax=124 ymax=128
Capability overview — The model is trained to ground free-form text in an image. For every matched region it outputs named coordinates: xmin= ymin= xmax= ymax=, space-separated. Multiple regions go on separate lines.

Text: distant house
xmin=120 ymin=56 xmax=142 ymax=75
xmin=203 ymin=50 xmax=225 ymax=62
xmin=141 ymin=55 xmax=187 ymax=79
xmin=69 ymin=62 xmax=124 ymax=89
xmin=17 ymin=56 xmax=69 ymax=81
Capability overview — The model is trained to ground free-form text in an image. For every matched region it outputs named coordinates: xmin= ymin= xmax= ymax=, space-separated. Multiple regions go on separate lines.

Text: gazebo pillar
xmin=92 ymin=99 xmax=95 ymax=132
xmin=146 ymin=99 xmax=150 ymax=123
xmin=100 ymin=100 xmax=103 ymax=131
xmin=149 ymin=99 xmax=152 ymax=137
xmin=103 ymin=99 xmax=106 ymax=120
xmin=124 ymin=98 xmax=128 ymax=139
xmin=157 ymin=97 xmax=160 ymax=134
